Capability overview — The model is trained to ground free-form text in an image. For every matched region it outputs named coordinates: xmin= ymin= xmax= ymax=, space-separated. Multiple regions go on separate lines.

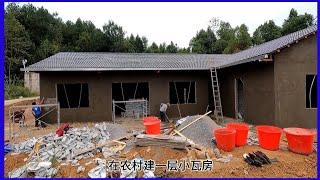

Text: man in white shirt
xmin=160 ymin=103 xmax=170 ymax=122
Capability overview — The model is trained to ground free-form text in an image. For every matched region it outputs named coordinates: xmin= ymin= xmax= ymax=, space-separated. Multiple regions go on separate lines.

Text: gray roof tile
xmin=24 ymin=25 xmax=316 ymax=71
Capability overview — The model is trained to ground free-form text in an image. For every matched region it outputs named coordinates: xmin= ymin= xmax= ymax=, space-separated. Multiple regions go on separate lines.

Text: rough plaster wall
xmin=274 ymin=34 xmax=317 ymax=128
xmin=24 ymin=72 xmax=40 ymax=93
xmin=40 ymin=71 xmax=209 ymax=123
xmin=219 ymin=62 xmax=275 ymax=125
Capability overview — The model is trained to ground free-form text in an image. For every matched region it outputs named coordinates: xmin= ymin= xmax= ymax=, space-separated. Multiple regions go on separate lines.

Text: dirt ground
xmin=4 ymin=98 xmax=318 ymax=178
xmin=5 ymin=145 xmax=317 ymax=178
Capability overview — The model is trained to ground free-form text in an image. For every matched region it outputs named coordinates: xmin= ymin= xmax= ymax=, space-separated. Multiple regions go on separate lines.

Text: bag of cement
xmin=88 ymin=166 xmax=107 ymax=178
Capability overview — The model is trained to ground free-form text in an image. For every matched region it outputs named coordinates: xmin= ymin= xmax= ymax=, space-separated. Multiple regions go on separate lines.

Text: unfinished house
xmin=23 ymin=26 xmax=317 ymax=128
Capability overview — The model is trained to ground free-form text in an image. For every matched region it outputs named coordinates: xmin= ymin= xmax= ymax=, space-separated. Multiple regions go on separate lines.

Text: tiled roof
xmin=24 ymin=53 xmax=230 ymax=71
xmin=24 ymin=25 xmax=317 ymax=71
xmin=216 ymin=25 xmax=317 ymax=68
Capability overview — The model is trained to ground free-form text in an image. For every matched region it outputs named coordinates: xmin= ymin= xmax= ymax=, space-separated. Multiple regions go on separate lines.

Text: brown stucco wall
xmin=219 ymin=62 xmax=275 ymax=125
xmin=40 ymin=71 xmax=210 ymax=123
xmin=274 ymin=34 xmax=317 ymax=128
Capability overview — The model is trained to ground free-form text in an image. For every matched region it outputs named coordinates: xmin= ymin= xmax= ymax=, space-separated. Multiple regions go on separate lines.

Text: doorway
xmin=235 ymin=78 xmax=245 ymax=120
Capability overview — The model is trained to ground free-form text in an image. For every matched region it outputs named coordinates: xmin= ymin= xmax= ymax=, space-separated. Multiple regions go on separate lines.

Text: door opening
xmin=235 ymin=78 xmax=244 ymax=120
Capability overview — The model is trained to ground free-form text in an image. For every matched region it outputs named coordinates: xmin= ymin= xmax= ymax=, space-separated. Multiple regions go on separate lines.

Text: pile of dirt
xmin=4 ymin=153 xmax=29 ymax=177
xmin=176 ymin=115 xmax=221 ymax=147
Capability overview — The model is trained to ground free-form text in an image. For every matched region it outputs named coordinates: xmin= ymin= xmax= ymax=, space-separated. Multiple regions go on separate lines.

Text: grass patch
xmin=5 ymin=78 xmax=38 ymax=100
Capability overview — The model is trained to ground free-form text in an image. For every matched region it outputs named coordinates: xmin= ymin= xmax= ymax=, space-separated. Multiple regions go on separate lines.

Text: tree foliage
xmin=189 ymin=27 xmax=217 ymax=54
xmin=253 ymin=20 xmax=282 ymax=45
xmin=281 ymin=8 xmax=314 ymax=35
xmin=5 ymin=12 xmax=31 ymax=81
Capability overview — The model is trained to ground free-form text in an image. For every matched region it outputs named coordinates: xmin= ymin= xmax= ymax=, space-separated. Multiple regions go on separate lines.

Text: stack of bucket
xmin=214 ymin=123 xmax=316 ymax=155
xmin=143 ymin=116 xmax=161 ymax=135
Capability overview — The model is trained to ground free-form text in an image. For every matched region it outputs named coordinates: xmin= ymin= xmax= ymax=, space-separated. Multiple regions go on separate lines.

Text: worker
xmin=160 ymin=103 xmax=170 ymax=122
xmin=32 ymin=97 xmax=45 ymax=128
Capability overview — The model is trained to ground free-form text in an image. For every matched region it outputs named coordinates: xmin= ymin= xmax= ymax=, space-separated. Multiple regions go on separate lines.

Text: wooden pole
xmin=174 ymin=82 xmax=182 ymax=118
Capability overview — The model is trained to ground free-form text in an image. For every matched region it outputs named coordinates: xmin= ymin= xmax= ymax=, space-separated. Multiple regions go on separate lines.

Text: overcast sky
xmin=9 ymin=2 xmax=317 ymax=48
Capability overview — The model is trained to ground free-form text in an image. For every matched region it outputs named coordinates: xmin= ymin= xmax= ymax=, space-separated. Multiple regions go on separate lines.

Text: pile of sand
xmin=176 ymin=115 xmax=221 ymax=147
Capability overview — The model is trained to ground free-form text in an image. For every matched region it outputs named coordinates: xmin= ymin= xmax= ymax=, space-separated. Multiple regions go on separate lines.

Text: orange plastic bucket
xmin=256 ymin=125 xmax=282 ymax=151
xmin=283 ymin=128 xmax=316 ymax=155
xmin=143 ymin=116 xmax=159 ymax=123
xmin=226 ymin=123 xmax=249 ymax=147
xmin=144 ymin=120 xmax=161 ymax=135
xmin=214 ymin=128 xmax=236 ymax=152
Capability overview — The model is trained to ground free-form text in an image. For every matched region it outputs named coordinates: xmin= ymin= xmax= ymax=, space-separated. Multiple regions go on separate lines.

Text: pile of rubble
xmin=8 ymin=122 xmax=128 ymax=178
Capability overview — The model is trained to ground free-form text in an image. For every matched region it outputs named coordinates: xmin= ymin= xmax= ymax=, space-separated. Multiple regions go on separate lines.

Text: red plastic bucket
xmin=143 ymin=116 xmax=159 ymax=123
xmin=256 ymin=125 xmax=282 ymax=151
xmin=214 ymin=128 xmax=236 ymax=152
xmin=283 ymin=128 xmax=316 ymax=155
xmin=144 ymin=120 xmax=161 ymax=135
xmin=226 ymin=123 xmax=249 ymax=147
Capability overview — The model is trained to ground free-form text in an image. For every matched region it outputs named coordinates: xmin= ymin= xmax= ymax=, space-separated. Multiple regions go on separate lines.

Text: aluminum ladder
xmin=210 ymin=67 xmax=224 ymax=122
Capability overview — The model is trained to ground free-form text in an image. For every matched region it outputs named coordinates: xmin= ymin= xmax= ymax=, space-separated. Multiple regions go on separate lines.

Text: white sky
xmin=7 ymin=2 xmax=318 ymax=48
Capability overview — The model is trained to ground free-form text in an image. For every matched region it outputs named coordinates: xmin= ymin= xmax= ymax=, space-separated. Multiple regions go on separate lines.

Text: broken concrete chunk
xmin=120 ymin=168 xmax=137 ymax=178
xmin=216 ymin=154 xmax=233 ymax=163
xmin=77 ymin=166 xmax=85 ymax=174
xmin=143 ymin=170 xmax=155 ymax=178
xmin=85 ymin=161 xmax=93 ymax=166
xmin=88 ymin=166 xmax=107 ymax=178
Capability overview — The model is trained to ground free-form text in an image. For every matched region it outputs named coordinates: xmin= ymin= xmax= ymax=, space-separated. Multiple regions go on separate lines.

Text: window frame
xmin=168 ymin=81 xmax=197 ymax=105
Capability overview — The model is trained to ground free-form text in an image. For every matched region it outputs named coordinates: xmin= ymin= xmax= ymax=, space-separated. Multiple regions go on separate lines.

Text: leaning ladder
xmin=210 ymin=67 xmax=224 ymax=122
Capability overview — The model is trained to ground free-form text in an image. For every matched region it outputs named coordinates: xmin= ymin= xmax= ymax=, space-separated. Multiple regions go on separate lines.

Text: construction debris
xmin=8 ymin=122 xmax=127 ymax=178
xmin=8 ymin=165 xmax=27 ymax=178
xmin=143 ymin=170 xmax=155 ymax=178
xmin=216 ymin=154 xmax=233 ymax=163
xmin=135 ymin=134 xmax=189 ymax=149
xmin=247 ymin=126 xmax=259 ymax=146
xmin=5 ymin=144 xmax=13 ymax=155
xmin=88 ymin=166 xmax=107 ymax=178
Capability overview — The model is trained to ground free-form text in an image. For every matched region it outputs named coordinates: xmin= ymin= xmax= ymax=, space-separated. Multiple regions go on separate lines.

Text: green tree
xmin=103 ymin=20 xmax=126 ymax=52
xmin=166 ymin=41 xmax=178 ymax=53
xmin=178 ymin=47 xmax=190 ymax=53
xmin=134 ymin=35 xmax=144 ymax=53
xmin=282 ymin=8 xmax=314 ymax=35
xmin=141 ymin=36 xmax=148 ymax=52
xmin=216 ymin=21 xmax=236 ymax=54
xmin=189 ymin=27 xmax=217 ymax=54
xmin=253 ymin=20 xmax=282 ymax=45
xmin=147 ymin=42 xmax=159 ymax=53
xmin=159 ymin=43 xmax=167 ymax=53
xmin=5 ymin=13 xmax=31 ymax=81
xmin=234 ymin=24 xmax=252 ymax=51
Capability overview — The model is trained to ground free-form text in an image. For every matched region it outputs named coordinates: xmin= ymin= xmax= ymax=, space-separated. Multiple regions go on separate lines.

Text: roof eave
xmin=21 ymin=67 xmax=212 ymax=72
